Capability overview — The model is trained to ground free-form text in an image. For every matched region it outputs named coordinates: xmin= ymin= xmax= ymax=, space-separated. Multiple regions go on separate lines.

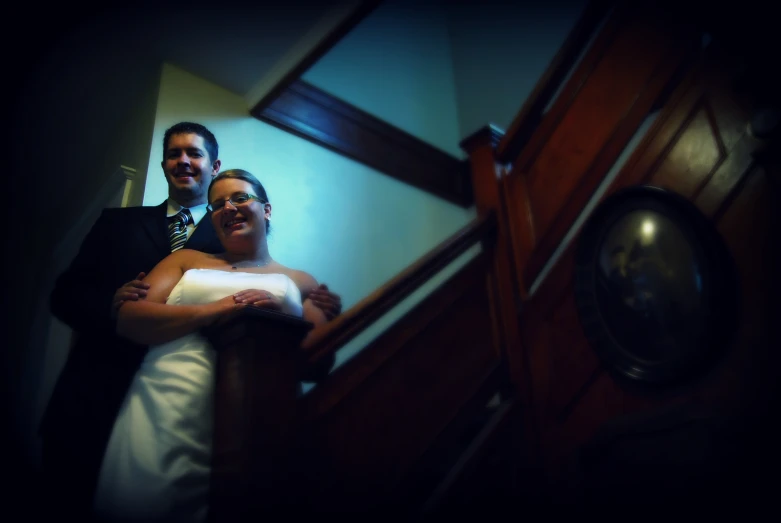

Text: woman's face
xmin=209 ymin=178 xmax=270 ymax=244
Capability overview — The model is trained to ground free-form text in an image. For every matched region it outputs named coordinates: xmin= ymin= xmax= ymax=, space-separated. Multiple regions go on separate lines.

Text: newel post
xmin=460 ymin=126 xmax=526 ymax=390
xmin=205 ymin=308 xmax=313 ymax=521
xmin=460 ymin=125 xmax=539 ymax=473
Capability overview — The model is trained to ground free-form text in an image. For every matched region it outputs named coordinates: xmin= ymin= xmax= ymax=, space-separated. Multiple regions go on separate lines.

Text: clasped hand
xmin=232 ymin=289 xmax=282 ymax=310
xmin=111 ymin=275 xmax=281 ymax=314
xmin=204 ymin=290 xmax=281 ymax=330
xmin=113 ymin=275 xmax=343 ymax=319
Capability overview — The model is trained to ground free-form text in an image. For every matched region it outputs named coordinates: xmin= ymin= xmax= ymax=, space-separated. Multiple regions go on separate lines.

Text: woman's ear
xmin=264 ymin=202 xmax=272 ymax=220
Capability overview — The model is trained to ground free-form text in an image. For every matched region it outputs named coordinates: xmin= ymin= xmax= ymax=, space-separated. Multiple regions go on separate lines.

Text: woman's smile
xmin=223 ymin=217 xmax=247 ymax=230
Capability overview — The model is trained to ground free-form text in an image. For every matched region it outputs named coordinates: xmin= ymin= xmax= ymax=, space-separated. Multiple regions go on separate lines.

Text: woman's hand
xmin=232 ymin=289 xmax=283 ymax=311
xmin=202 ymin=294 xmax=249 ymax=327
xmin=204 ymin=290 xmax=281 ymax=331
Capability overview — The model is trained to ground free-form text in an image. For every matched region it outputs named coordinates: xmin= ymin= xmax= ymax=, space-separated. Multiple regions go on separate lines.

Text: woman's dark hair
xmin=208 ymin=169 xmax=271 ymax=233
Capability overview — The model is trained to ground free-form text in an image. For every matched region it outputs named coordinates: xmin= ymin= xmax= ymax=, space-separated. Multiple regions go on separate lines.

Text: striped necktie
xmin=168 ymin=209 xmax=192 ymax=252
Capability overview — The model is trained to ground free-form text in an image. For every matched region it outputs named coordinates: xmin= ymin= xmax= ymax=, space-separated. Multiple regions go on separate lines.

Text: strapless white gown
xmin=93 ymin=269 xmax=303 ymax=522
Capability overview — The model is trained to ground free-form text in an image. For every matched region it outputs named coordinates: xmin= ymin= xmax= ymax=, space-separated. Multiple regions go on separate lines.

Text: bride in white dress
xmin=92 ymin=169 xmax=328 ymax=522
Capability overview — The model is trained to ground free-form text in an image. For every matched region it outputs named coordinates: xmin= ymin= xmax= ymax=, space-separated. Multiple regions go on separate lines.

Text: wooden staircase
xmin=205 ymin=0 xmax=780 ymax=516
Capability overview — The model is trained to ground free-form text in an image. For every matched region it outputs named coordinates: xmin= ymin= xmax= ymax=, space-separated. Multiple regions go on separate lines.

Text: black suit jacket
xmin=40 ymin=201 xmax=224 ymax=512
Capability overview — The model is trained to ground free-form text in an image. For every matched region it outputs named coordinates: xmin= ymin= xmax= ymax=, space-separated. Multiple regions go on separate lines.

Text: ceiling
xmin=25 ymin=1 xmax=359 ymax=103
xmin=138 ymin=2 xmax=349 ymax=99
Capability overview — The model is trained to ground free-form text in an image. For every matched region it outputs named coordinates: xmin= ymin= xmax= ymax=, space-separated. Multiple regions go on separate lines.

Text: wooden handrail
xmin=495 ymin=0 xmax=612 ymax=164
xmin=209 ymin=211 xmax=511 ymax=516
xmin=256 ymin=80 xmax=472 ymax=207
xmin=304 ymin=211 xmax=498 ymax=364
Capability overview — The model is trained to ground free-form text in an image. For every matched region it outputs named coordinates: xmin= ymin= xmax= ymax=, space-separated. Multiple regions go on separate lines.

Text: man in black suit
xmin=40 ymin=122 xmax=341 ymax=517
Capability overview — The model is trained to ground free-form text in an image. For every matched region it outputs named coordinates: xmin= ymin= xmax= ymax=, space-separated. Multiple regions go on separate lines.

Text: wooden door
xmin=508 ymin=7 xmax=780 ymax=500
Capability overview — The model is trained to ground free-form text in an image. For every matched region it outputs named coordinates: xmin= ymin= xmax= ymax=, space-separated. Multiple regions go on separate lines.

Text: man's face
xmin=161 ymin=132 xmax=220 ymax=206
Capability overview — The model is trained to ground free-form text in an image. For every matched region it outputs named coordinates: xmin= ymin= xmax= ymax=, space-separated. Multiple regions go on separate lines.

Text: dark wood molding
xmin=495 ymin=2 xmax=701 ymax=294
xmin=253 ymin=79 xmax=473 ymax=207
xmin=495 ymin=0 xmax=613 ymax=164
xmin=393 ymin=364 xmax=512 ymax=509
xmin=516 ymin=36 xmax=780 ymax=491
xmin=523 ymin=38 xmax=698 ymax=288
xmin=249 ymin=0 xmax=384 ymax=113
xmin=421 ymin=398 xmax=517 ymax=511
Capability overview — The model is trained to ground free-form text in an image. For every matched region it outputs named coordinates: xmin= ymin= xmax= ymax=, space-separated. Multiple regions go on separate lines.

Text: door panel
xmin=516 ymin=32 xmax=779 ymax=486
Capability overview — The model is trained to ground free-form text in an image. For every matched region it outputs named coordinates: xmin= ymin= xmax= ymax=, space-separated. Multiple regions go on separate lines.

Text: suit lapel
xmin=186 ymin=212 xmax=224 ymax=254
xmin=140 ymin=202 xmax=172 ymax=259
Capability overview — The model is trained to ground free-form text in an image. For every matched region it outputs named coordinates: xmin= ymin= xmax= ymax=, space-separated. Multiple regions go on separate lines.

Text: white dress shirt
xmin=166 ymin=199 xmax=209 ymax=242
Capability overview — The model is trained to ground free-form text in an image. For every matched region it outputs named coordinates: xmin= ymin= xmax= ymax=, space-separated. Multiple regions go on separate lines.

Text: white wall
xmin=445 ymin=0 xmax=587 ymax=137
xmin=145 ymin=64 xmax=477 ymax=369
xmin=300 ymin=0 xmax=588 ymax=155
xmin=302 ymin=0 xmax=464 ymax=158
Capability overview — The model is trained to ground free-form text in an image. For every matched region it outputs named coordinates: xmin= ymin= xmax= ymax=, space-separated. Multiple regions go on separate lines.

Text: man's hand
xmin=308 ymin=284 xmax=342 ymax=321
xmin=111 ymin=272 xmax=150 ymax=318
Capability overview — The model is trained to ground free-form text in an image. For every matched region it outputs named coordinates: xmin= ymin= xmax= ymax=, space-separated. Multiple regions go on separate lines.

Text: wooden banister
xmin=207 ymin=211 xmax=504 ymax=517
xmin=495 ymin=0 xmax=613 ymax=164
xmin=204 ymin=2 xmax=637 ymax=509
xmin=303 ymin=211 xmax=498 ymax=364
xmin=205 ymin=308 xmax=313 ymax=519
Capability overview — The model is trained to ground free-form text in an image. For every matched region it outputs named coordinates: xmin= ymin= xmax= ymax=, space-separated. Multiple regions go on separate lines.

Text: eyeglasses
xmin=207 ymin=192 xmax=265 ymax=212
